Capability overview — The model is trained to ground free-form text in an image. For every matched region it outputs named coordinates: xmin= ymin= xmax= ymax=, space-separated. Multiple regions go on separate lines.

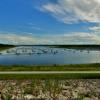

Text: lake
xmin=0 ymin=46 xmax=100 ymax=65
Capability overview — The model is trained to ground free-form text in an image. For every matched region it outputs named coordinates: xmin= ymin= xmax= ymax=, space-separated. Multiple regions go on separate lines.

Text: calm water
xmin=0 ymin=46 xmax=100 ymax=65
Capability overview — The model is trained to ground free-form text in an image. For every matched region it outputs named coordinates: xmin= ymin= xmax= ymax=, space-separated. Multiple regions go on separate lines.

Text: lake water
xmin=0 ymin=46 xmax=100 ymax=65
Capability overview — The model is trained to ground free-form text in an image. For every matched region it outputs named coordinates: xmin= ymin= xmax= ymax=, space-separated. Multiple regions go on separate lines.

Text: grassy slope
xmin=0 ymin=73 xmax=100 ymax=80
xmin=0 ymin=63 xmax=100 ymax=71
xmin=0 ymin=64 xmax=100 ymax=79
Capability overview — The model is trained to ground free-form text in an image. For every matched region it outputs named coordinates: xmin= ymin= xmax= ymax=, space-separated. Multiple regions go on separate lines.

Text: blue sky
xmin=0 ymin=0 xmax=100 ymax=44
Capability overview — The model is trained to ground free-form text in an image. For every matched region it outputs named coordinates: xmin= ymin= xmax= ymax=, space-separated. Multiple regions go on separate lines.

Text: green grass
xmin=0 ymin=63 xmax=100 ymax=71
xmin=0 ymin=73 xmax=100 ymax=79
xmin=0 ymin=63 xmax=100 ymax=79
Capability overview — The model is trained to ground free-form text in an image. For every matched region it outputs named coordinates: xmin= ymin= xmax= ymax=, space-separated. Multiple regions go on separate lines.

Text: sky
xmin=0 ymin=0 xmax=100 ymax=45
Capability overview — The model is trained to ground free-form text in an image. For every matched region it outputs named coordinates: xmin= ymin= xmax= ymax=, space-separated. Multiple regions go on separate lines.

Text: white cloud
xmin=0 ymin=34 xmax=36 ymax=45
xmin=30 ymin=26 xmax=42 ymax=31
xmin=38 ymin=0 xmax=100 ymax=24
xmin=89 ymin=26 xmax=100 ymax=32
xmin=62 ymin=32 xmax=100 ymax=44
xmin=27 ymin=23 xmax=43 ymax=31
xmin=0 ymin=32 xmax=100 ymax=44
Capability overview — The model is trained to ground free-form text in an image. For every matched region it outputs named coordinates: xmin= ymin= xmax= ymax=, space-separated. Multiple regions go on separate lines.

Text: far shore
xmin=1 ymin=44 xmax=100 ymax=49
xmin=0 ymin=44 xmax=15 ymax=51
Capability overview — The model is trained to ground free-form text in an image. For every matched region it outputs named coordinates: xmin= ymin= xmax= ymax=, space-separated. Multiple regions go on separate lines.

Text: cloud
xmin=27 ymin=23 xmax=43 ymax=31
xmin=0 ymin=34 xmax=36 ymax=45
xmin=37 ymin=0 xmax=100 ymax=24
xmin=0 ymin=32 xmax=100 ymax=45
xmin=89 ymin=26 xmax=100 ymax=32
xmin=30 ymin=26 xmax=42 ymax=31
xmin=62 ymin=32 xmax=100 ymax=44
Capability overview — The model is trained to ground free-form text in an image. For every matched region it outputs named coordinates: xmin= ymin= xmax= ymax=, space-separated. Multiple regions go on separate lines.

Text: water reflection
xmin=0 ymin=46 xmax=96 ymax=56
xmin=1 ymin=47 xmax=60 ymax=55
xmin=0 ymin=46 xmax=100 ymax=65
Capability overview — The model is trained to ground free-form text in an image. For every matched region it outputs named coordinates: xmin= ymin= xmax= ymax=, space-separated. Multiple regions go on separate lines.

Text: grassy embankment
xmin=0 ymin=63 xmax=100 ymax=71
xmin=0 ymin=64 xmax=100 ymax=79
xmin=0 ymin=73 xmax=100 ymax=80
